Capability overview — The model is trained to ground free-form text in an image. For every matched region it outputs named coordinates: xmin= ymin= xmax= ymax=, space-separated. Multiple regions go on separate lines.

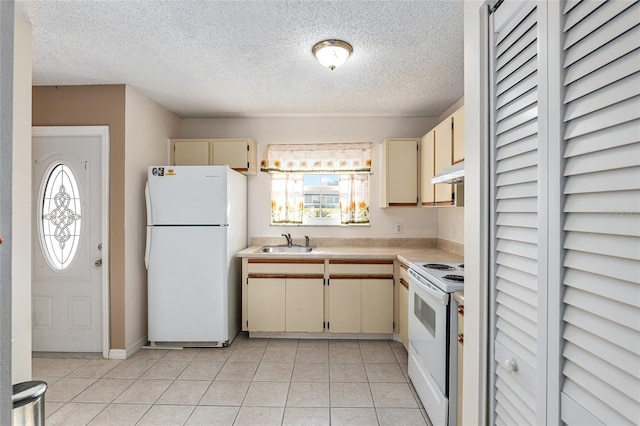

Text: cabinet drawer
xmin=248 ymin=259 xmax=324 ymax=275
xmin=328 ymin=261 xmax=393 ymax=276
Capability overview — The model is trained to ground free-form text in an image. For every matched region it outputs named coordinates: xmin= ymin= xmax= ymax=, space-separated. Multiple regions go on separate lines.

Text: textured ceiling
xmin=18 ymin=0 xmax=464 ymax=118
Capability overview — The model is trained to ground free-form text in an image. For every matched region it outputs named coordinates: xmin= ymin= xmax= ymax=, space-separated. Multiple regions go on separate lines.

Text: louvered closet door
xmin=489 ymin=1 xmax=548 ymax=424
xmin=560 ymin=1 xmax=640 ymax=424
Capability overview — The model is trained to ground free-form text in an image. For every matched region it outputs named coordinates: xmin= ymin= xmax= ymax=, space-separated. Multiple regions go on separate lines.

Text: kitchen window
xmin=261 ymin=143 xmax=372 ymax=226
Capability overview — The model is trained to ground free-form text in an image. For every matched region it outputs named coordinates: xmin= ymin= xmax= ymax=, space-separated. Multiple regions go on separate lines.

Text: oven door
xmin=408 ymin=269 xmax=449 ymax=394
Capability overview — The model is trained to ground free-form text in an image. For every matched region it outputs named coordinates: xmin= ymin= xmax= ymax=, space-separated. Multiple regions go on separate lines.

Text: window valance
xmin=260 ymin=142 xmax=372 ymax=173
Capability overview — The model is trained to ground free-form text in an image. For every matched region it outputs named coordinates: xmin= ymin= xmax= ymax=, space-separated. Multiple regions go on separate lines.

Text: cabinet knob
xmin=0 ymin=235 xmax=3 ymax=245
xmin=504 ymin=359 xmax=518 ymax=374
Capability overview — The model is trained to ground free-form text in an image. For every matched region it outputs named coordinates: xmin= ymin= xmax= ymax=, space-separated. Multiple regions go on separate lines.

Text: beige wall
xmin=180 ymin=117 xmax=442 ymax=241
xmin=124 ymin=86 xmax=180 ymax=350
xmin=438 ymin=207 xmax=465 ymax=245
xmin=12 ymin=11 xmax=31 ymax=383
xmin=32 ymin=85 xmax=128 ymax=350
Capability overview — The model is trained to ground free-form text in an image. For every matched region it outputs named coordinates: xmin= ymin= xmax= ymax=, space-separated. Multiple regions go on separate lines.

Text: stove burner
xmin=458 ymin=264 xmax=464 ymax=269
xmin=442 ymin=274 xmax=464 ymax=283
xmin=423 ymin=263 xmax=456 ymax=271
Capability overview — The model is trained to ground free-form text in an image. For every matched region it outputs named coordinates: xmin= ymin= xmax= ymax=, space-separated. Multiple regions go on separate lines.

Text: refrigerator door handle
xmin=145 ymin=181 xmax=152 ymax=226
xmin=145 ymin=227 xmax=151 ymax=270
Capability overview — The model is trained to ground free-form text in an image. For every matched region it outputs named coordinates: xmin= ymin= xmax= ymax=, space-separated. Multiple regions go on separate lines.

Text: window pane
xmin=271 ymin=172 xmax=369 ymax=226
xmin=303 ymin=174 xmax=340 ymax=224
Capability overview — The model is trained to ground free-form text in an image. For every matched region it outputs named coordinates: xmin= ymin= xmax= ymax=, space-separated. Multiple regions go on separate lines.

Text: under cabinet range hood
xmin=432 ymin=161 xmax=464 ymax=184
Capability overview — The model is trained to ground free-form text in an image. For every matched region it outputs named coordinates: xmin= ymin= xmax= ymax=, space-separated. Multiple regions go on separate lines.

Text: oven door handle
xmin=410 ymin=275 xmax=448 ymax=305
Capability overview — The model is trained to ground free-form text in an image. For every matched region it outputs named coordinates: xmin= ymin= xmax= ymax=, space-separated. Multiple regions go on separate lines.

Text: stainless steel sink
xmin=256 ymin=245 xmax=315 ymax=253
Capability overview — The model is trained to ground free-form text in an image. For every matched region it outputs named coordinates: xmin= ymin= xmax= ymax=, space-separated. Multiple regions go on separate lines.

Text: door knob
xmin=0 ymin=235 xmax=3 ymax=244
xmin=504 ymin=359 xmax=518 ymax=374
xmin=94 ymin=259 xmax=102 ymax=267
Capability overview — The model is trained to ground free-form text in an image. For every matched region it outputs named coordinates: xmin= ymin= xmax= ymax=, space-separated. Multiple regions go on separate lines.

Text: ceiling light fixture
xmin=312 ymin=39 xmax=353 ymax=71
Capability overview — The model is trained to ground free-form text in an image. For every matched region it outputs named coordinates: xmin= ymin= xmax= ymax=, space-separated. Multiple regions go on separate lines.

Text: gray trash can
xmin=12 ymin=381 xmax=47 ymax=426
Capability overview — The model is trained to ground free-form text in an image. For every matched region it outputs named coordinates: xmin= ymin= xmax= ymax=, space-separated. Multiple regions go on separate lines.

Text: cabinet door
xmin=420 ymin=130 xmax=435 ymax=206
xmin=399 ymin=282 xmax=409 ymax=350
xmin=247 ymin=278 xmax=285 ymax=332
xmin=328 ymin=278 xmax=361 ymax=333
xmin=361 ymin=278 xmax=393 ymax=333
xmin=286 ymin=278 xmax=324 ymax=332
xmin=452 ymin=106 xmax=465 ymax=164
xmin=172 ymin=139 xmax=211 ymax=165
xmin=211 ymin=139 xmax=249 ymax=171
xmin=434 ymin=118 xmax=453 ymax=204
xmin=382 ymin=138 xmax=419 ymax=206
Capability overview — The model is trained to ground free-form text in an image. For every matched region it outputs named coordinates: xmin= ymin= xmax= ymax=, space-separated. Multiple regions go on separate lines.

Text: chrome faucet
xmin=305 ymin=235 xmax=310 ymax=247
xmin=281 ymin=233 xmax=293 ymax=246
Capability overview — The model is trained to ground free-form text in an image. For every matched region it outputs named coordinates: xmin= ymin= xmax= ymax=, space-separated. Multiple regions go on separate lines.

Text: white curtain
xmin=269 ymin=174 xmax=304 ymax=224
xmin=339 ymin=174 xmax=370 ymax=225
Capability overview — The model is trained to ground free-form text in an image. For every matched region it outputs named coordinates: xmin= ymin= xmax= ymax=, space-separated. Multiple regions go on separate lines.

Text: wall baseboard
xmin=108 ymin=336 xmax=147 ymax=360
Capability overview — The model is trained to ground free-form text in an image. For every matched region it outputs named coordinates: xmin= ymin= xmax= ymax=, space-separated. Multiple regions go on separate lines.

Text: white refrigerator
xmin=145 ymin=165 xmax=247 ymax=346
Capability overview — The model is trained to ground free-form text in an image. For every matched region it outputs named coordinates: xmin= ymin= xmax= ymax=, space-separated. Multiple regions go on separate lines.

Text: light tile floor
xmin=33 ymin=333 xmax=431 ymax=425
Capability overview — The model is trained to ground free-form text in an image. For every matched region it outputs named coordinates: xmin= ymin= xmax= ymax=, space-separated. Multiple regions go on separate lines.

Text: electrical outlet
xmin=452 ymin=225 xmax=457 ymax=238
xmin=395 ymin=223 xmax=403 ymax=234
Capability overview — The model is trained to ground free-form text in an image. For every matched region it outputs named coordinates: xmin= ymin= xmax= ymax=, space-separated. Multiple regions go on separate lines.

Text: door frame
xmin=32 ymin=125 xmax=110 ymax=358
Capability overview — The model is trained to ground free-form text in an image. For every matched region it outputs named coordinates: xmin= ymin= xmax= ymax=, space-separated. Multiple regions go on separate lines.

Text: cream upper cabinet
xmin=211 ymin=139 xmax=257 ymax=174
xmin=419 ymin=103 xmax=465 ymax=207
xmin=434 ymin=118 xmax=453 ymax=204
xmin=420 ymin=130 xmax=435 ymax=206
xmin=452 ymin=106 xmax=465 ymax=164
xmin=173 ymin=139 xmax=210 ymax=165
xmin=171 ymin=138 xmax=257 ymax=175
xmin=286 ymin=278 xmax=324 ymax=332
xmin=381 ymin=138 xmax=419 ymax=207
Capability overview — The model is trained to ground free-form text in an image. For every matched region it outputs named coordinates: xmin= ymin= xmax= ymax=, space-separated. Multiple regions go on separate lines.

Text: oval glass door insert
xmin=40 ymin=163 xmax=82 ymax=270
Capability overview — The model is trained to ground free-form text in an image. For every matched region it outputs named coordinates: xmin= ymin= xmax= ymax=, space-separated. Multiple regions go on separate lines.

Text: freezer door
xmin=147 ymin=166 xmax=228 ymax=225
xmin=147 ymin=226 xmax=228 ymax=342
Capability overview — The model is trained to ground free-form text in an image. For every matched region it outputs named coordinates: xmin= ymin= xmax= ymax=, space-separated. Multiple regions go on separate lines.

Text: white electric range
xmin=407 ymin=261 xmax=464 ymax=426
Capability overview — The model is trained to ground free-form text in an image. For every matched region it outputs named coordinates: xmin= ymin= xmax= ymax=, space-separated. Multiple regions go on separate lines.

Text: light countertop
xmin=237 ymin=244 xmax=463 ymax=265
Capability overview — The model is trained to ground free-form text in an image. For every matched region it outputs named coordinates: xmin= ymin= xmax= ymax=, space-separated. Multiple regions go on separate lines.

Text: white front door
xmin=32 ymin=126 xmax=108 ymax=353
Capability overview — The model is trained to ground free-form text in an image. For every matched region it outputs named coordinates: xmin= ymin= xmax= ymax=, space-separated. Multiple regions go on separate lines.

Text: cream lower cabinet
xmin=247 ymin=277 xmax=324 ymax=332
xmin=328 ymin=279 xmax=362 ymax=333
xmin=361 ymin=278 xmax=394 ymax=333
xmin=247 ymin=278 xmax=285 ymax=332
xmin=243 ymin=258 xmax=394 ymax=335
xmin=244 ymin=259 xmax=325 ymax=333
xmin=285 ymin=278 xmax=324 ymax=332
xmin=327 ymin=260 xmax=394 ymax=334
xmin=398 ymin=263 xmax=410 ymax=350
xmin=328 ymin=278 xmax=393 ymax=333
